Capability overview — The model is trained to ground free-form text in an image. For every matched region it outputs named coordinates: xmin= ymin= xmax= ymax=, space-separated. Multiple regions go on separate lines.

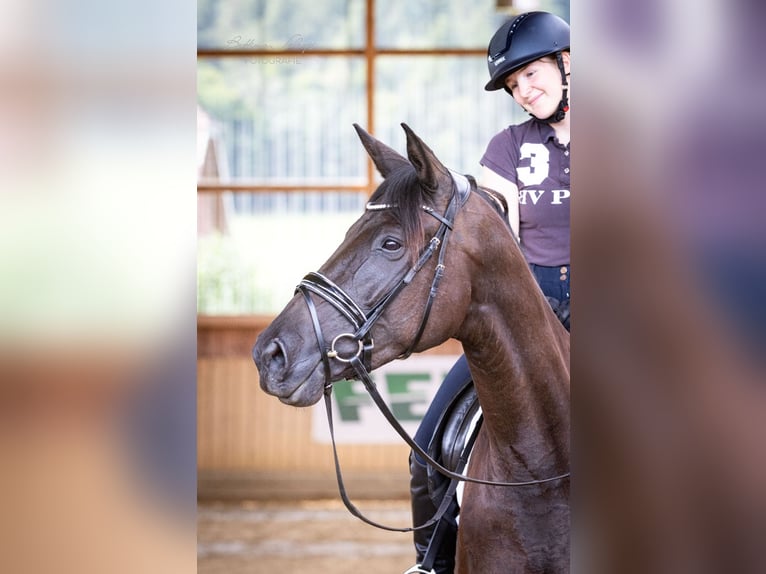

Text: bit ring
xmin=327 ymin=333 xmax=364 ymax=363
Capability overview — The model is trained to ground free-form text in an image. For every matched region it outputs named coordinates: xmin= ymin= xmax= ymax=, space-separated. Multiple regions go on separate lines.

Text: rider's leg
xmin=529 ymin=263 xmax=571 ymax=332
xmin=409 ymin=453 xmax=458 ymax=573
xmin=409 ymin=355 xmax=472 ymax=573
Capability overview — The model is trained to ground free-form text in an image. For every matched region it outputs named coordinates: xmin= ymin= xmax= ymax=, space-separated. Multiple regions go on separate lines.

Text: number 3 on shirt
xmin=516 ymin=143 xmax=550 ymax=187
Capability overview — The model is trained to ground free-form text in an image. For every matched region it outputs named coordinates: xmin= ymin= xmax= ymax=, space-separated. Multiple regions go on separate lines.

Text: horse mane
xmin=475 ymin=185 xmax=510 ymax=225
xmin=474 ymin=184 xmax=521 ymax=249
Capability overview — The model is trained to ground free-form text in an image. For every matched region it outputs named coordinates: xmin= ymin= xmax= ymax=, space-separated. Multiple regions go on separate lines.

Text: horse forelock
xmin=369 ymin=165 xmax=429 ymax=263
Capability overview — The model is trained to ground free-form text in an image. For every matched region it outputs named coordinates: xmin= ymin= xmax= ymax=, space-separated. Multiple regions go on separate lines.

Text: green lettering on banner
xmin=386 ymin=373 xmax=430 ymax=421
xmin=333 ymin=379 xmax=373 ymax=421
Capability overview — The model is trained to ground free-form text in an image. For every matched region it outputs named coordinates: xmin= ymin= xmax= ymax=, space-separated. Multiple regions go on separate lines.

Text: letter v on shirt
xmin=519 ymin=189 xmax=545 ymax=204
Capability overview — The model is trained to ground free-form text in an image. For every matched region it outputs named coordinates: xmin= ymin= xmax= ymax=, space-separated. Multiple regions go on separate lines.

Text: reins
xmin=296 ymin=172 xmax=569 ymax=531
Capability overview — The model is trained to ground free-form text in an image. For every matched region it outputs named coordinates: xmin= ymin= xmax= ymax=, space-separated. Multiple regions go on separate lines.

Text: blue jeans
xmin=529 ymin=263 xmax=570 ymax=303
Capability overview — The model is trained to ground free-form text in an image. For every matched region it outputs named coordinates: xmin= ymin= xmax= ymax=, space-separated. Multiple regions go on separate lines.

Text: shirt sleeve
xmin=480 ymin=128 xmax=518 ymax=185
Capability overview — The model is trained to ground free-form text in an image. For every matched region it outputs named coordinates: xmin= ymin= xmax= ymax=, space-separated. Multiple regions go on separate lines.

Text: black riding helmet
xmin=485 ymin=11 xmax=570 ymax=122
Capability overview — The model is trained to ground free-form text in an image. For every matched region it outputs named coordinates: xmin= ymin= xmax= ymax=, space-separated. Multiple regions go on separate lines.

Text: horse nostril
xmin=261 ymin=339 xmax=287 ymax=378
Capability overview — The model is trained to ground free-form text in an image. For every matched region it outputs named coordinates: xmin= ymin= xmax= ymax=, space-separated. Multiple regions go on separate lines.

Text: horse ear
xmin=353 ymin=123 xmax=410 ymax=178
xmin=401 ymin=123 xmax=452 ymax=193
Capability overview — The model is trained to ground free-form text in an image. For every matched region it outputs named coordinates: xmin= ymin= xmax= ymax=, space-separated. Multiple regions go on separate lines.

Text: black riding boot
xmin=409 ymin=452 xmax=457 ymax=574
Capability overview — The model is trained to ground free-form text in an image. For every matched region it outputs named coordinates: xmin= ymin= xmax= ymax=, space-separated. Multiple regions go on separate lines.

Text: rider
xmin=406 ymin=11 xmax=570 ymax=574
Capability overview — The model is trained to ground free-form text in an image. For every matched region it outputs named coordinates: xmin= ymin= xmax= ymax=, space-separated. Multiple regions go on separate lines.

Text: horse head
xmin=253 ymin=123 xmax=508 ymax=406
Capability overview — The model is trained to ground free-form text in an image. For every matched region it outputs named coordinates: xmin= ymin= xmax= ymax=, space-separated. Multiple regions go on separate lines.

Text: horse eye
xmin=382 ymin=238 xmax=402 ymax=252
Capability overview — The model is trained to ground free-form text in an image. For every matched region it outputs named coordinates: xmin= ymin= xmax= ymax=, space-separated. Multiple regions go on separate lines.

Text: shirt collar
xmin=536 ymin=120 xmax=557 ymax=143
xmin=533 ymin=118 xmax=569 ymax=149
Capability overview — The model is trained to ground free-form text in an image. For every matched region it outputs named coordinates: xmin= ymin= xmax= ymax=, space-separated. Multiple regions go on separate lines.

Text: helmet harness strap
xmin=503 ymin=51 xmax=569 ymax=123
xmin=535 ymin=51 xmax=569 ymax=124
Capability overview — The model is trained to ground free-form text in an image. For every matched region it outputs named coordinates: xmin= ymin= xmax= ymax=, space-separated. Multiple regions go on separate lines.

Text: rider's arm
xmin=478 ymin=166 xmax=520 ymax=241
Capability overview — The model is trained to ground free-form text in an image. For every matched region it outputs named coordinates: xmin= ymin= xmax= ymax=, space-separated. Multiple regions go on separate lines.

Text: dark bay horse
xmin=253 ymin=124 xmax=570 ymax=573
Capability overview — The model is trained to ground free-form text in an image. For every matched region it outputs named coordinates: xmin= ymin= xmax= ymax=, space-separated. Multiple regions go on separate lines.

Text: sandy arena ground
xmin=198 ymin=499 xmax=417 ymax=574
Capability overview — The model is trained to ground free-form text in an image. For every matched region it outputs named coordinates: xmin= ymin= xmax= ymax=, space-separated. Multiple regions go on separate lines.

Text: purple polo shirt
xmin=480 ymin=119 xmax=570 ymax=266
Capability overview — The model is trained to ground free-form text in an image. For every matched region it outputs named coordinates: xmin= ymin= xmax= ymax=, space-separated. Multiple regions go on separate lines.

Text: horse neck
xmin=460 ymin=263 xmax=570 ymax=473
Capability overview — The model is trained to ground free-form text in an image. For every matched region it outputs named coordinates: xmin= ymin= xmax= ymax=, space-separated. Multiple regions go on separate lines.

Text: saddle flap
xmin=426 ymin=382 xmax=482 ymax=502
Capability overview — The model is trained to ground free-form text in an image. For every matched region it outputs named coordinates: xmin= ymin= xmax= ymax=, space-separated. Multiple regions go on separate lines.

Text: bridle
xmin=298 ymin=170 xmax=469 ymax=383
xmin=295 ymin=171 xmax=569 ymax=532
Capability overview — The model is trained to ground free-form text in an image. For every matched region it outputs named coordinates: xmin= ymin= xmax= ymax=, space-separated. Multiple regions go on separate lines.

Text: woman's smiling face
xmin=505 ymin=53 xmax=570 ymax=119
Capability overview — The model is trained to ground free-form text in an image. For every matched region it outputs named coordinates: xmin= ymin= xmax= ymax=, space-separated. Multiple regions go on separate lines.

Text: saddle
xmin=426 ymin=380 xmax=482 ymax=506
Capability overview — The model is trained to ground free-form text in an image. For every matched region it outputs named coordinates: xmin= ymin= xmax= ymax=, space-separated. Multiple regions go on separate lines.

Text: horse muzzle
xmin=253 ymin=333 xmax=324 ymax=406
